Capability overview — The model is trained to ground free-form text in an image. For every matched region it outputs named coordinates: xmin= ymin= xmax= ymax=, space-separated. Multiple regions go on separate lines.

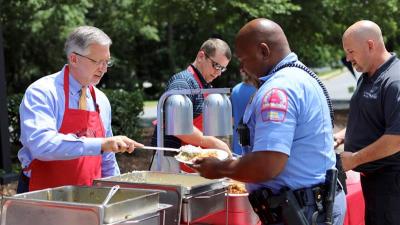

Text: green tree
xmin=1 ymin=0 xmax=399 ymax=95
xmin=0 ymin=0 xmax=91 ymax=93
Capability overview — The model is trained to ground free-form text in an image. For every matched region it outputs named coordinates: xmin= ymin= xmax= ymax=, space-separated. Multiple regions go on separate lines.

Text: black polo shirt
xmin=345 ymin=54 xmax=400 ymax=172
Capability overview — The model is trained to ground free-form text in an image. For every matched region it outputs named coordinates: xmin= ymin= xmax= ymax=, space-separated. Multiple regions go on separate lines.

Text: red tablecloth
xmin=344 ymin=172 xmax=365 ymax=225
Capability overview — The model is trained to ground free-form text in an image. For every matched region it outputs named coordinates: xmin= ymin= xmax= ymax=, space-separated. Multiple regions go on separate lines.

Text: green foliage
xmin=0 ymin=0 xmax=91 ymax=93
xmin=102 ymin=89 xmax=144 ymax=140
xmin=6 ymin=94 xmax=23 ymax=158
xmin=1 ymin=0 xmax=400 ymax=96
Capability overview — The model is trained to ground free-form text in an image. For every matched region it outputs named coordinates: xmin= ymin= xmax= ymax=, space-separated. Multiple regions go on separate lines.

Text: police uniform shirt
xmin=243 ymin=53 xmax=336 ymax=193
xmin=345 ymin=54 xmax=400 ymax=172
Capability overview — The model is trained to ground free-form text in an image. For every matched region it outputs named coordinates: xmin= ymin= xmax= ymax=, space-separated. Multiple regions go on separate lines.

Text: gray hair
xmin=64 ymin=26 xmax=112 ymax=58
xmin=200 ymin=38 xmax=232 ymax=60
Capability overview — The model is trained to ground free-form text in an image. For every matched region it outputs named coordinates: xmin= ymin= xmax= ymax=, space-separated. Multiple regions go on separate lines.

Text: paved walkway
xmin=322 ymin=69 xmax=358 ymax=100
xmin=138 ymin=106 xmax=156 ymax=127
xmin=322 ymin=69 xmax=358 ymax=110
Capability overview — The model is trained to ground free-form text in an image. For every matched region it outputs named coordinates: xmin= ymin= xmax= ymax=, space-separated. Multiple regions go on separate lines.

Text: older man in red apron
xmin=17 ymin=26 xmax=143 ymax=193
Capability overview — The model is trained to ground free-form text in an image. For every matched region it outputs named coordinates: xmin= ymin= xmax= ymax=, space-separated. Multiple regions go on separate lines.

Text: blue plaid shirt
xmin=152 ymin=65 xmax=211 ymax=148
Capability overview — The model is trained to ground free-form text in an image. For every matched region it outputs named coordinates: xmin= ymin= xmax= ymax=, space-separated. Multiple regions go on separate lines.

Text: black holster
xmin=323 ymin=169 xmax=338 ymax=225
xmin=248 ymin=188 xmax=310 ymax=225
xmin=281 ymin=188 xmax=310 ymax=225
xmin=248 ymin=188 xmax=283 ymax=224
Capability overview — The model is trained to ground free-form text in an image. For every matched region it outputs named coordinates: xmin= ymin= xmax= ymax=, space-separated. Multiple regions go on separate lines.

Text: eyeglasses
xmin=204 ymin=52 xmax=227 ymax=72
xmin=73 ymin=52 xmax=114 ymax=68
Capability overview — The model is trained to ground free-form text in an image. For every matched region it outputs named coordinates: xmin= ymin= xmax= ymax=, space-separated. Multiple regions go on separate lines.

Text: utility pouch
xmin=248 ymin=188 xmax=283 ymax=224
xmin=280 ymin=188 xmax=310 ymax=225
xmin=237 ymin=119 xmax=250 ymax=147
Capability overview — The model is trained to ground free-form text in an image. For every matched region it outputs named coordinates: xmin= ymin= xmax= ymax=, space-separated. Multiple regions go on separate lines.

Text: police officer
xmin=193 ymin=18 xmax=346 ymax=225
xmin=336 ymin=20 xmax=400 ymax=225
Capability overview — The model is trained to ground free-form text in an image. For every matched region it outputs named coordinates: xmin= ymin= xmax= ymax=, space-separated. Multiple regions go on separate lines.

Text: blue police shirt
xmin=243 ymin=53 xmax=336 ymax=193
xmin=231 ymin=82 xmax=257 ymax=155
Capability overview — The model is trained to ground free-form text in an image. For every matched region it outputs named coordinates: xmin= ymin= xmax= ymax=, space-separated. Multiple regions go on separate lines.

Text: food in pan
xmin=228 ymin=181 xmax=247 ymax=194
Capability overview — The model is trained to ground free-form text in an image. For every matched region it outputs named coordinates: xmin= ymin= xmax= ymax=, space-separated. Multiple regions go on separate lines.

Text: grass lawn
xmin=144 ymin=100 xmax=158 ymax=107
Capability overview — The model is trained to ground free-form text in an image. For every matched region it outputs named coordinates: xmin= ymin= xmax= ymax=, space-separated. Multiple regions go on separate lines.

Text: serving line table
xmin=189 ymin=192 xmax=259 ymax=225
xmin=344 ymin=171 xmax=365 ymax=225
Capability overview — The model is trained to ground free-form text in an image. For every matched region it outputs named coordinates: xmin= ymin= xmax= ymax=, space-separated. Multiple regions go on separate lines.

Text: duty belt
xmin=293 ymin=183 xmax=342 ymax=208
xmin=248 ymin=182 xmax=342 ymax=225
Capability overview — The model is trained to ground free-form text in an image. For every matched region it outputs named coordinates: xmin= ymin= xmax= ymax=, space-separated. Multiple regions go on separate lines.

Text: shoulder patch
xmin=260 ymin=88 xmax=288 ymax=122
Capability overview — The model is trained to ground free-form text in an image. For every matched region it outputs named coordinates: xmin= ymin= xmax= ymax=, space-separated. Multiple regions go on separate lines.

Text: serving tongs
xmin=102 ymin=185 xmax=120 ymax=206
xmin=138 ymin=146 xmax=181 ymax=152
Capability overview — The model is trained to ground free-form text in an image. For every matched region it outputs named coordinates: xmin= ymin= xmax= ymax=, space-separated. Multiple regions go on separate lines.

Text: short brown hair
xmin=200 ymin=38 xmax=231 ymax=60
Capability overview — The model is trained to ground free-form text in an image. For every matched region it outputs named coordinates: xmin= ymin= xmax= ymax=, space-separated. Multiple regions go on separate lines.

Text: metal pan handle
xmin=118 ymin=214 xmax=160 ymax=224
xmin=193 ymin=190 xmax=226 ymax=199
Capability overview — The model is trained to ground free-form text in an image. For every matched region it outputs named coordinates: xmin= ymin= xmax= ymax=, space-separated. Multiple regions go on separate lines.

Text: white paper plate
xmin=175 ymin=149 xmax=229 ymax=165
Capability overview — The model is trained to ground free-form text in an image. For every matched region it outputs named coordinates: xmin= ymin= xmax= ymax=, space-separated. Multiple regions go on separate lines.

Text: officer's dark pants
xmin=361 ymin=170 xmax=400 ymax=225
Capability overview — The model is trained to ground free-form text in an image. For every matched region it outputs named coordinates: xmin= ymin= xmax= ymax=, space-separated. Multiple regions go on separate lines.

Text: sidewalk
xmin=321 ymin=69 xmax=357 ymax=110
xmin=139 ymin=104 xmax=157 ymax=128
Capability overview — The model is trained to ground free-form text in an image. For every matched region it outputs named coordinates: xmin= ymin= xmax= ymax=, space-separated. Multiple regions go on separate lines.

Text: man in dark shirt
xmin=150 ymin=38 xmax=231 ymax=172
xmin=334 ymin=20 xmax=400 ymax=225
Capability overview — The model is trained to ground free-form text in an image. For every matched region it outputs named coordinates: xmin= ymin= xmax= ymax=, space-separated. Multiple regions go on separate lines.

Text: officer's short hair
xmin=64 ymin=26 xmax=112 ymax=58
xmin=200 ymin=38 xmax=231 ymax=60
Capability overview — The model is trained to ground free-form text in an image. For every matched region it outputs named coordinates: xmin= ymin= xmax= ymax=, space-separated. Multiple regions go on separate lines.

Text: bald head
xmin=237 ymin=18 xmax=290 ymax=56
xmin=235 ymin=18 xmax=291 ymax=77
xmin=343 ymin=20 xmax=385 ymax=49
xmin=342 ymin=20 xmax=390 ymax=76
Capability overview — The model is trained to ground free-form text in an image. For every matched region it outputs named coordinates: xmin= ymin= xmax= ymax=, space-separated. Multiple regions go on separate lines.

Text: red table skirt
xmin=344 ymin=172 xmax=365 ymax=225
xmin=187 ymin=210 xmax=260 ymax=225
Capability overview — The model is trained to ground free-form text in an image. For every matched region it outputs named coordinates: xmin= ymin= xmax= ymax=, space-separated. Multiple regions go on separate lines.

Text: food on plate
xmin=179 ymin=144 xmax=202 ymax=153
xmin=176 ymin=145 xmax=218 ymax=162
xmin=228 ymin=181 xmax=247 ymax=194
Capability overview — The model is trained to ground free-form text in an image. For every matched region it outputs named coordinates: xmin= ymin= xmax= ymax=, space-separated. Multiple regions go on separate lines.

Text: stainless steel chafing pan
xmin=0 ymin=185 xmax=166 ymax=225
xmin=94 ymin=171 xmax=228 ymax=225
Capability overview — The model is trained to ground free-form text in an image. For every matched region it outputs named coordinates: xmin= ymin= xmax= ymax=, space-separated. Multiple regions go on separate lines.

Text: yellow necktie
xmin=78 ymin=86 xmax=87 ymax=110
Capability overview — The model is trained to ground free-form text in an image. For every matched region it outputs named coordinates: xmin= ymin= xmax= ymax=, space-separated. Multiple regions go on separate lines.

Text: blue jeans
xmin=303 ymin=190 xmax=346 ymax=225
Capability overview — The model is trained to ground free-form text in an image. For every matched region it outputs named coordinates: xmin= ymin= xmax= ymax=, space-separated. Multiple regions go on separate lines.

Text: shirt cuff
xmin=83 ymin=138 xmax=102 ymax=155
xmin=253 ymin=142 xmax=290 ymax=156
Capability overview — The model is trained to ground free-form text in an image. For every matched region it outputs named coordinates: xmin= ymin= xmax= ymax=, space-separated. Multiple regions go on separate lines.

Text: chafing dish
xmin=0 ymin=185 xmax=169 ymax=225
xmin=94 ymin=171 xmax=228 ymax=225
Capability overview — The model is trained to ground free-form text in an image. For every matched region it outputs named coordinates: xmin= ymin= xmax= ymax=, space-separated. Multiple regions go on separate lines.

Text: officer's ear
xmin=259 ymin=43 xmax=270 ymax=59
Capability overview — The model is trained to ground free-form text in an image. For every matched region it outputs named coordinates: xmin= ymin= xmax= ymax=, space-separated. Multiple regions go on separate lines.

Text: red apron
xmin=28 ymin=66 xmax=104 ymax=191
xmin=179 ymin=66 xmax=208 ymax=173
